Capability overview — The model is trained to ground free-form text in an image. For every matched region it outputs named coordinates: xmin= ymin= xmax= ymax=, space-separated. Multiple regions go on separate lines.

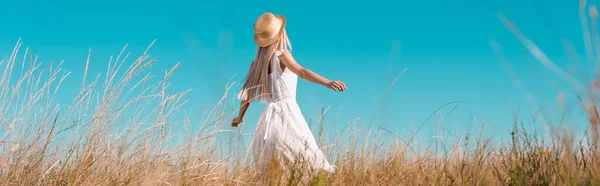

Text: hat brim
xmin=253 ymin=15 xmax=286 ymax=47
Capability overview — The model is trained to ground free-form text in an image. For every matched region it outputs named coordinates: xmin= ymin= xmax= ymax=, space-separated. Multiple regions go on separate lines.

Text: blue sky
xmin=0 ymin=0 xmax=595 ymax=143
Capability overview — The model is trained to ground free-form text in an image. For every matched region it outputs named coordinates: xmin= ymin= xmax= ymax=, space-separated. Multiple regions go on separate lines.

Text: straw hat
xmin=253 ymin=12 xmax=286 ymax=47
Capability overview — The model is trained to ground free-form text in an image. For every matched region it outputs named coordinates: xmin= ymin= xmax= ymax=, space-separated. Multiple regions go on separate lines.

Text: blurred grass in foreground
xmin=4 ymin=1 xmax=600 ymax=185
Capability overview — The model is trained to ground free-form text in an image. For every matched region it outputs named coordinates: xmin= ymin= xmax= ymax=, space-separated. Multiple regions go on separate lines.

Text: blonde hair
xmin=238 ymin=29 xmax=292 ymax=102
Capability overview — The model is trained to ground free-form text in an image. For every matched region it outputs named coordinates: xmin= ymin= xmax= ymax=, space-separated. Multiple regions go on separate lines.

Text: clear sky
xmin=0 ymin=0 xmax=595 ymax=143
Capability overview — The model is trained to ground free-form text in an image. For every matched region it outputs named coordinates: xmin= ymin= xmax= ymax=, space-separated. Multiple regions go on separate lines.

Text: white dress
xmin=249 ymin=50 xmax=335 ymax=173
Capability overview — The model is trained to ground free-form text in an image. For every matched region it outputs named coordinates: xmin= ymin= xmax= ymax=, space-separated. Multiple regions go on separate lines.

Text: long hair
xmin=238 ymin=29 xmax=292 ymax=102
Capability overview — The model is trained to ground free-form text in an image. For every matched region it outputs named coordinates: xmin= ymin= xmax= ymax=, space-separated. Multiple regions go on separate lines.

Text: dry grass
xmin=4 ymin=2 xmax=600 ymax=185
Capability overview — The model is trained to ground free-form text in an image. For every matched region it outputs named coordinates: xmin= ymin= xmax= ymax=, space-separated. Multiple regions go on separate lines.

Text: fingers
xmin=231 ymin=117 xmax=243 ymax=127
xmin=331 ymin=82 xmax=340 ymax=91
xmin=326 ymin=80 xmax=346 ymax=92
xmin=333 ymin=83 xmax=341 ymax=92
xmin=331 ymin=81 xmax=345 ymax=92
xmin=336 ymin=81 xmax=346 ymax=91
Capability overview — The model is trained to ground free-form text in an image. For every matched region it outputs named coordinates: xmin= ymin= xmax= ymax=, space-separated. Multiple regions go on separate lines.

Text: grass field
xmin=3 ymin=3 xmax=600 ymax=186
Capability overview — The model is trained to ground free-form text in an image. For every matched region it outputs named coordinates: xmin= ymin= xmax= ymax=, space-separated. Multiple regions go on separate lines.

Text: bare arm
xmin=278 ymin=50 xmax=346 ymax=91
xmin=232 ymin=99 xmax=250 ymax=127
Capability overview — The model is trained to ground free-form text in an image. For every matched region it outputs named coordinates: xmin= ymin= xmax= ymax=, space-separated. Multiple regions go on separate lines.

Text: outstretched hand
xmin=231 ymin=117 xmax=244 ymax=127
xmin=327 ymin=80 xmax=346 ymax=92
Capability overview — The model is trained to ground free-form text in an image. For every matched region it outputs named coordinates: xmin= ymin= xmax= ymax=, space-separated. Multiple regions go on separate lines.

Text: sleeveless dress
xmin=249 ymin=50 xmax=335 ymax=173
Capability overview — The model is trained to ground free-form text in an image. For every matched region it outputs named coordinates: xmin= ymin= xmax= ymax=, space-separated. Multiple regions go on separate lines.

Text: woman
xmin=231 ymin=12 xmax=346 ymax=173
